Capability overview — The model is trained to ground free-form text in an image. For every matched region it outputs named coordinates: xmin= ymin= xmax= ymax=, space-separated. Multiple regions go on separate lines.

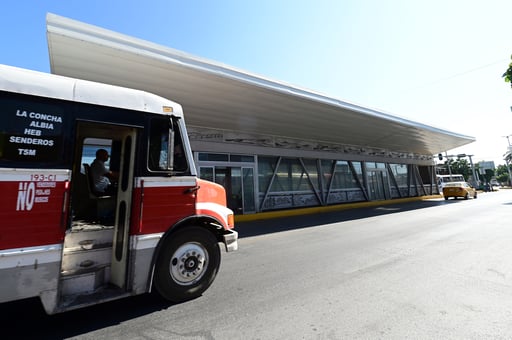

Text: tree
xmin=496 ymin=164 xmax=511 ymax=185
xmin=481 ymin=169 xmax=495 ymax=184
xmin=444 ymin=158 xmax=472 ymax=180
xmin=503 ymin=55 xmax=512 ymax=87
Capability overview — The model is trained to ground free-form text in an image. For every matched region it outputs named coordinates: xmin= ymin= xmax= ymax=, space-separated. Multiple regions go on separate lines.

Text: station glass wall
xmin=197 ymin=152 xmax=437 ymax=214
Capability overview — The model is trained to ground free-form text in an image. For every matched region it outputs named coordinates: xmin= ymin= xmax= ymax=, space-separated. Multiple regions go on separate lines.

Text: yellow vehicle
xmin=443 ymin=182 xmax=477 ymax=200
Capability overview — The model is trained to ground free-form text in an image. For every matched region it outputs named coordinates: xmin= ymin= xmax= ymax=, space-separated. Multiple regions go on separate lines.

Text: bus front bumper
xmin=223 ymin=230 xmax=238 ymax=252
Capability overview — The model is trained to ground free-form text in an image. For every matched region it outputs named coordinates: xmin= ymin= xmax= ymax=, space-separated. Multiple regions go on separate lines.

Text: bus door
xmin=110 ymin=129 xmax=136 ymax=288
xmin=71 ymin=122 xmax=137 ymax=290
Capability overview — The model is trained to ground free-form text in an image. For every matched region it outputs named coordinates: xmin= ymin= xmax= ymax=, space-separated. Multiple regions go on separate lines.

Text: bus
xmin=0 ymin=64 xmax=237 ymax=314
xmin=437 ymin=174 xmax=465 ymax=190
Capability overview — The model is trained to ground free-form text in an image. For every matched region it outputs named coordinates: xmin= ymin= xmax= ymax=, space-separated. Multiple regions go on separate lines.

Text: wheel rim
xmin=170 ymin=242 xmax=209 ymax=286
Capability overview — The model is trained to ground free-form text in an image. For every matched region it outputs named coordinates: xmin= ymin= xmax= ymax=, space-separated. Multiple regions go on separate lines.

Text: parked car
xmin=443 ymin=181 xmax=477 ymax=200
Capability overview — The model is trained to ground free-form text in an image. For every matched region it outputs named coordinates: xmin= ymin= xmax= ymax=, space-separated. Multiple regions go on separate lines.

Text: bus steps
xmin=61 ymin=245 xmax=112 ymax=273
xmin=58 ymin=283 xmax=130 ymax=312
xmin=66 ymin=224 xmax=114 ymax=247
xmin=60 ymin=265 xmax=109 ymax=296
xmin=61 ymin=226 xmax=115 ymax=296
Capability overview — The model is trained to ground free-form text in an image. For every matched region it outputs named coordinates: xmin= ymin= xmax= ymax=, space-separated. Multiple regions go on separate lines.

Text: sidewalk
xmin=235 ymin=194 xmax=442 ymax=223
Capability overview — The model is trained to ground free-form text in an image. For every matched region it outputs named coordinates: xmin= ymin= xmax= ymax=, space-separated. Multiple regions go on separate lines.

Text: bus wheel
xmin=154 ymin=226 xmax=220 ymax=302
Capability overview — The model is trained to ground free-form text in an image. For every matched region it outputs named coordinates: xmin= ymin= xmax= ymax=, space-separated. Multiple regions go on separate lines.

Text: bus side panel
xmin=0 ymin=170 xmax=70 ymax=250
xmin=129 ymin=233 xmax=162 ymax=294
xmin=128 ymin=179 xmax=196 ymax=293
xmin=0 ymin=244 xmax=61 ymax=303
xmin=0 ymin=170 xmax=69 ymax=303
xmin=131 ymin=178 xmax=196 ymax=235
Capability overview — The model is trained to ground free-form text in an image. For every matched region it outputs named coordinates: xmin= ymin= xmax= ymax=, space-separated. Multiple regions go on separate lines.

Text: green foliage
xmin=445 ymin=158 xmax=472 ymax=180
xmin=482 ymin=169 xmax=495 ymax=184
xmin=497 ymin=173 xmax=509 ymax=184
xmin=496 ymin=164 xmax=511 ymax=184
xmin=503 ymin=55 xmax=512 ymax=87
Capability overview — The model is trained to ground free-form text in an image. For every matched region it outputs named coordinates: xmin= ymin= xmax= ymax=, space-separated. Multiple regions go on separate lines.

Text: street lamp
xmin=445 ymin=151 xmax=452 ymax=177
xmin=502 ymin=135 xmax=512 ymax=146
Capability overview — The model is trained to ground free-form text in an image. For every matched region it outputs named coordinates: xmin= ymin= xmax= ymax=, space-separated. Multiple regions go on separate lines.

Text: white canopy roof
xmin=46 ymin=13 xmax=474 ymax=156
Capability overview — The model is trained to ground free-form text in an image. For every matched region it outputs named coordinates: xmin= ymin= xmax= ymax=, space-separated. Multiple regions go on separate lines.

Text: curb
xmin=234 ymin=195 xmax=443 ymax=223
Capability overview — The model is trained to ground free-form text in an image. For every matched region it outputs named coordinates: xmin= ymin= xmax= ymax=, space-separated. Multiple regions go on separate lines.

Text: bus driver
xmin=90 ymin=149 xmax=118 ymax=195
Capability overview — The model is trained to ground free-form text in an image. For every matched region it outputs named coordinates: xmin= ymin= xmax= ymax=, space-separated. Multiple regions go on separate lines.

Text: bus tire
xmin=154 ymin=226 xmax=221 ymax=302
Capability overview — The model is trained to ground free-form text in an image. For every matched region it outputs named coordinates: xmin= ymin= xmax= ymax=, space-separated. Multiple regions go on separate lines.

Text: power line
xmin=407 ymin=58 xmax=508 ymax=91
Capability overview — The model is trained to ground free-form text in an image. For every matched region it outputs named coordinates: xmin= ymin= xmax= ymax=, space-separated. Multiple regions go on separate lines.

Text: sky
xmin=1 ymin=0 xmax=512 ymax=166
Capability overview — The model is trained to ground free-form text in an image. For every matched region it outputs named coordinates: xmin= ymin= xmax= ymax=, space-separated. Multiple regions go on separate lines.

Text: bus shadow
xmin=0 ymin=293 xmax=176 ymax=339
xmin=237 ymin=199 xmax=452 ymax=238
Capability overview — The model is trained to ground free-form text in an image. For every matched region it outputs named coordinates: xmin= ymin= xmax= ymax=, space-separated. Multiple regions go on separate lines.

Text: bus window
xmin=148 ymin=119 xmax=169 ymax=171
xmin=148 ymin=118 xmax=189 ymax=173
xmin=81 ymin=138 xmax=112 ymax=173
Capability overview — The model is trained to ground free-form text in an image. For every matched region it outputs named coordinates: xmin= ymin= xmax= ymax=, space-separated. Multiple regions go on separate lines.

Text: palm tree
xmin=503 ymin=55 xmax=512 ymax=87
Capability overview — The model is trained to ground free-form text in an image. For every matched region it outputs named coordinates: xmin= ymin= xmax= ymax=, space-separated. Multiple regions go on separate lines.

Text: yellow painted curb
xmin=234 ymin=195 xmax=443 ymax=223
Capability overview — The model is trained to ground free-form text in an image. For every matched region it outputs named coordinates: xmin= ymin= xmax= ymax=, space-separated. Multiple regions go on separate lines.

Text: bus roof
xmin=0 ymin=64 xmax=184 ymax=117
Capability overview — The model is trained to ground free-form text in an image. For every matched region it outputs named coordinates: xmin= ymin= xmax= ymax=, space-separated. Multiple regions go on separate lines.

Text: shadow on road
xmin=1 ymin=292 xmax=176 ymax=339
xmin=236 ymin=198 xmax=453 ymax=238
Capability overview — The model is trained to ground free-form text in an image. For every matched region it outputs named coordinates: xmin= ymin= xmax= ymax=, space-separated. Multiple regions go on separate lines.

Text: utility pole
xmin=453 ymin=153 xmax=479 ymax=187
xmin=502 ymin=135 xmax=512 ymax=187
xmin=445 ymin=151 xmax=453 ymax=178
xmin=466 ymin=154 xmax=479 ymax=187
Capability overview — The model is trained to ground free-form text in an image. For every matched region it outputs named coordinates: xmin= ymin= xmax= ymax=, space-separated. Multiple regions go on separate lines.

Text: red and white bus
xmin=0 ymin=64 xmax=237 ymax=314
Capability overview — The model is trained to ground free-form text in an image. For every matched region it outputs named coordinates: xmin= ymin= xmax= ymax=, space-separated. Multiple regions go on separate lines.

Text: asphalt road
xmin=3 ymin=189 xmax=512 ymax=339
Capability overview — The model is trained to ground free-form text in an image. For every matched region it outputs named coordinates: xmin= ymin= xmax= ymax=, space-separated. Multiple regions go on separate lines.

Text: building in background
xmin=46 ymin=14 xmax=474 ymax=215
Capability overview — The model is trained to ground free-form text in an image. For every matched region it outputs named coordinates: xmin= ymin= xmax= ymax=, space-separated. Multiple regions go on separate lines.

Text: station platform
xmin=234 ymin=195 xmax=443 ymax=223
